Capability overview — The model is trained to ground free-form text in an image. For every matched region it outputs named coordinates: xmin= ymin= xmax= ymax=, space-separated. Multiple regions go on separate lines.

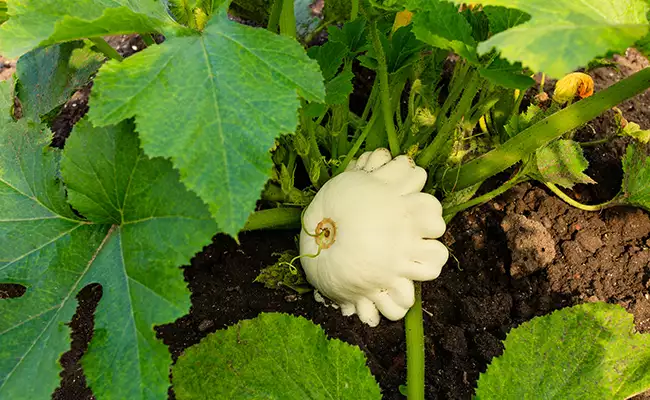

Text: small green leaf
xmin=16 ymin=40 xmax=103 ymax=122
xmin=448 ymin=0 xmax=650 ymax=77
xmin=88 ymin=5 xmax=325 ymax=236
xmin=408 ymin=0 xmax=478 ymax=63
xmin=535 ymin=139 xmax=596 ymax=188
xmin=359 ymin=25 xmax=424 ymax=73
xmin=476 ymin=303 xmax=650 ymax=399
xmin=482 ymin=5 xmax=530 ymax=35
xmin=0 ymin=0 xmax=179 ymax=58
xmin=172 ymin=313 xmax=382 ymax=400
xmin=327 ymin=17 xmax=368 ymax=55
xmin=620 ymin=141 xmax=650 ymax=211
xmin=326 ymin=67 xmax=355 ymax=105
xmin=308 ymin=41 xmax=348 ymax=81
xmin=478 ymin=56 xmax=534 ymax=90
xmin=0 ymin=114 xmax=216 ymax=399
xmin=619 ymin=121 xmax=650 ymax=143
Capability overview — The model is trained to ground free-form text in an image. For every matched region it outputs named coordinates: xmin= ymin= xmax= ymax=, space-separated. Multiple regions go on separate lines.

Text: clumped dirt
xmin=2 ymin=39 xmax=649 ymax=399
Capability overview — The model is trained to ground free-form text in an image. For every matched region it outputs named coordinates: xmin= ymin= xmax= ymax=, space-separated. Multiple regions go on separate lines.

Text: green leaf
xmin=0 ymin=115 xmax=216 ymax=399
xmin=619 ymin=121 xmax=650 ymax=143
xmin=308 ymin=41 xmax=347 ymax=81
xmin=620 ymin=141 xmax=650 ymax=211
xmin=476 ymin=303 xmax=650 ymax=399
xmin=478 ymin=56 xmax=534 ymax=90
xmin=325 ymin=67 xmax=354 ymax=105
xmin=0 ymin=1 xmax=8 ymax=25
xmin=327 ymin=17 xmax=368 ymax=55
xmin=408 ymin=0 xmax=478 ymax=63
xmin=0 ymin=0 xmax=179 ymax=58
xmin=535 ymin=139 xmax=596 ymax=188
xmin=448 ymin=0 xmax=650 ymax=77
xmin=88 ymin=5 xmax=325 ymax=236
xmin=482 ymin=5 xmax=530 ymax=35
xmin=15 ymin=40 xmax=103 ymax=122
xmin=358 ymin=25 xmax=424 ymax=74
xmin=172 ymin=313 xmax=382 ymax=400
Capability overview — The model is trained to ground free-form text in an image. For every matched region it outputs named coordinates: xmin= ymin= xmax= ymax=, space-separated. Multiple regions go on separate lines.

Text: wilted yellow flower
xmin=392 ymin=10 xmax=413 ymax=32
xmin=414 ymin=107 xmax=436 ymax=127
xmin=552 ymin=72 xmax=594 ymax=104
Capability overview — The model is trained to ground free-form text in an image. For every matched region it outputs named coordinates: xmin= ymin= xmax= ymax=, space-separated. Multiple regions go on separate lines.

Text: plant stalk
xmin=279 ymin=0 xmax=296 ymax=38
xmin=336 ymin=112 xmax=380 ymax=173
xmin=141 ymin=33 xmax=156 ymax=46
xmin=242 ymin=208 xmax=302 ymax=231
xmin=442 ymin=174 xmax=525 ymax=219
xmin=439 ymin=67 xmax=650 ymax=191
xmin=267 ymin=0 xmax=283 ymax=33
xmin=544 ymin=182 xmax=617 ymax=211
xmin=351 ymin=0 xmax=359 ymax=20
xmin=370 ymin=22 xmax=400 ymax=157
xmin=89 ymin=37 xmax=123 ymax=61
xmin=405 ymin=283 xmax=425 ymax=400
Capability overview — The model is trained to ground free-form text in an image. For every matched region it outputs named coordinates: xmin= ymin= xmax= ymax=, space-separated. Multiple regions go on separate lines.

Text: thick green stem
xmin=442 ymin=174 xmax=525 ymax=219
xmin=267 ymin=0 xmax=283 ymax=33
xmin=544 ymin=182 xmax=617 ymax=211
xmin=242 ymin=208 xmax=302 ymax=231
xmin=405 ymin=283 xmax=425 ymax=400
xmin=439 ymin=67 xmax=650 ymax=191
xmin=351 ymin=0 xmax=359 ymax=20
xmin=336 ymin=112 xmax=381 ymax=174
xmin=89 ymin=37 xmax=123 ymax=61
xmin=370 ymin=22 xmax=400 ymax=157
xmin=279 ymin=0 xmax=296 ymax=38
xmin=141 ymin=33 xmax=155 ymax=46
xmin=417 ymin=70 xmax=481 ymax=168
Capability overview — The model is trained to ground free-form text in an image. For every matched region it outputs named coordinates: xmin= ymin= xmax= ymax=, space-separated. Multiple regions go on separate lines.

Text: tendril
xmin=300 ymin=207 xmax=319 ymax=237
xmin=278 ymin=244 xmax=323 ymax=274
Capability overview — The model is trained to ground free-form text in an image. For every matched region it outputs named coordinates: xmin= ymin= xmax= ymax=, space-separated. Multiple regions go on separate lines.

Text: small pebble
xmin=198 ymin=319 xmax=214 ymax=332
xmin=284 ymin=294 xmax=298 ymax=302
xmin=131 ymin=45 xmax=138 ymax=51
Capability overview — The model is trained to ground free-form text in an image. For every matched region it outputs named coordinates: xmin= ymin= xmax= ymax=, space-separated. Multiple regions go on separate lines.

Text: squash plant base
xmin=5 ymin=28 xmax=650 ymax=400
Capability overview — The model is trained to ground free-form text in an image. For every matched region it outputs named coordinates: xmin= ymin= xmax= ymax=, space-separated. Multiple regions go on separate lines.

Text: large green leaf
xmin=407 ymin=0 xmax=478 ymax=63
xmin=0 ymin=0 xmax=179 ymax=58
xmin=476 ymin=303 xmax=650 ymax=399
xmin=16 ymin=40 xmax=104 ymax=122
xmin=88 ymin=4 xmax=325 ymax=236
xmin=448 ymin=0 xmax=650 ymax=77
xmin=620 ymin=141 xmax=650 ymax=211
xmin=172 ymin=313 xmax=382 ymax=399
xmin=0 ymin=111 xmax=216 ymax=398
xmin=482 ymin=5 xmax=530 ymax=35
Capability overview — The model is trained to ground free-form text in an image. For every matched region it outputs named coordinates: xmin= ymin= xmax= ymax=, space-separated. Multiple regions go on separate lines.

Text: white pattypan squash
xmin=299 ymin=148 xmax=449 ymax=327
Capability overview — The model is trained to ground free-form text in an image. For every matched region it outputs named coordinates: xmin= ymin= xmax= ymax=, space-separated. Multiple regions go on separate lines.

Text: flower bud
xmin=553 ymin=72 xmax=594 ymax=104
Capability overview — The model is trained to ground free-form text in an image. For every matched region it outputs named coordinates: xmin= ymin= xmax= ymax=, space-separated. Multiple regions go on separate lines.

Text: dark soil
xmin=2 ymin=38 xmax=649 ymax=399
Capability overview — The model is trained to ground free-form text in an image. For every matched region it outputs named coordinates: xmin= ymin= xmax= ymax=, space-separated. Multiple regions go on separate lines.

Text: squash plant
xmin=1 ymin=0 xmax=650 ymax=399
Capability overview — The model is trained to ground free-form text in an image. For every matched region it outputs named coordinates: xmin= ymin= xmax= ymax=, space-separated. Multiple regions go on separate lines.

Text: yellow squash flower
xmin=553 ymin=72 xmax=594 ymax=104
xmin=392 ymin=10 xmax=413 ymax=32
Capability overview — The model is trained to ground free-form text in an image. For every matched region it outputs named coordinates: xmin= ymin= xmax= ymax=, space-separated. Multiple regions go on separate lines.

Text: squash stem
xmin=439 ymin=67 xmax=650 ymax=191
xmin=405 ymin=282 xmax=425 ymax=400
xmin=544 ymin=182 xmax=617 ymax=211
xmin=89 ymin=37 xmax=123 ymax=61
xmin=351 ymin=0 xmax=359 ymax=20
xmin=442 ymin=173 xmax=525 ymax=220
xmin=336 ymin=112 xmax=381 ymax=174
xmin=370 ymin=21 xmax=400 ymax=157
xmin=279 ymin=0 xmax=296 ymax=38
xmin=141 ymin=33 xmax=156 ymax=46
xmin=267 ymin=0 xmax=283 ymax=33
xmin=242 ymin=208 xmax=302 ymax=231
